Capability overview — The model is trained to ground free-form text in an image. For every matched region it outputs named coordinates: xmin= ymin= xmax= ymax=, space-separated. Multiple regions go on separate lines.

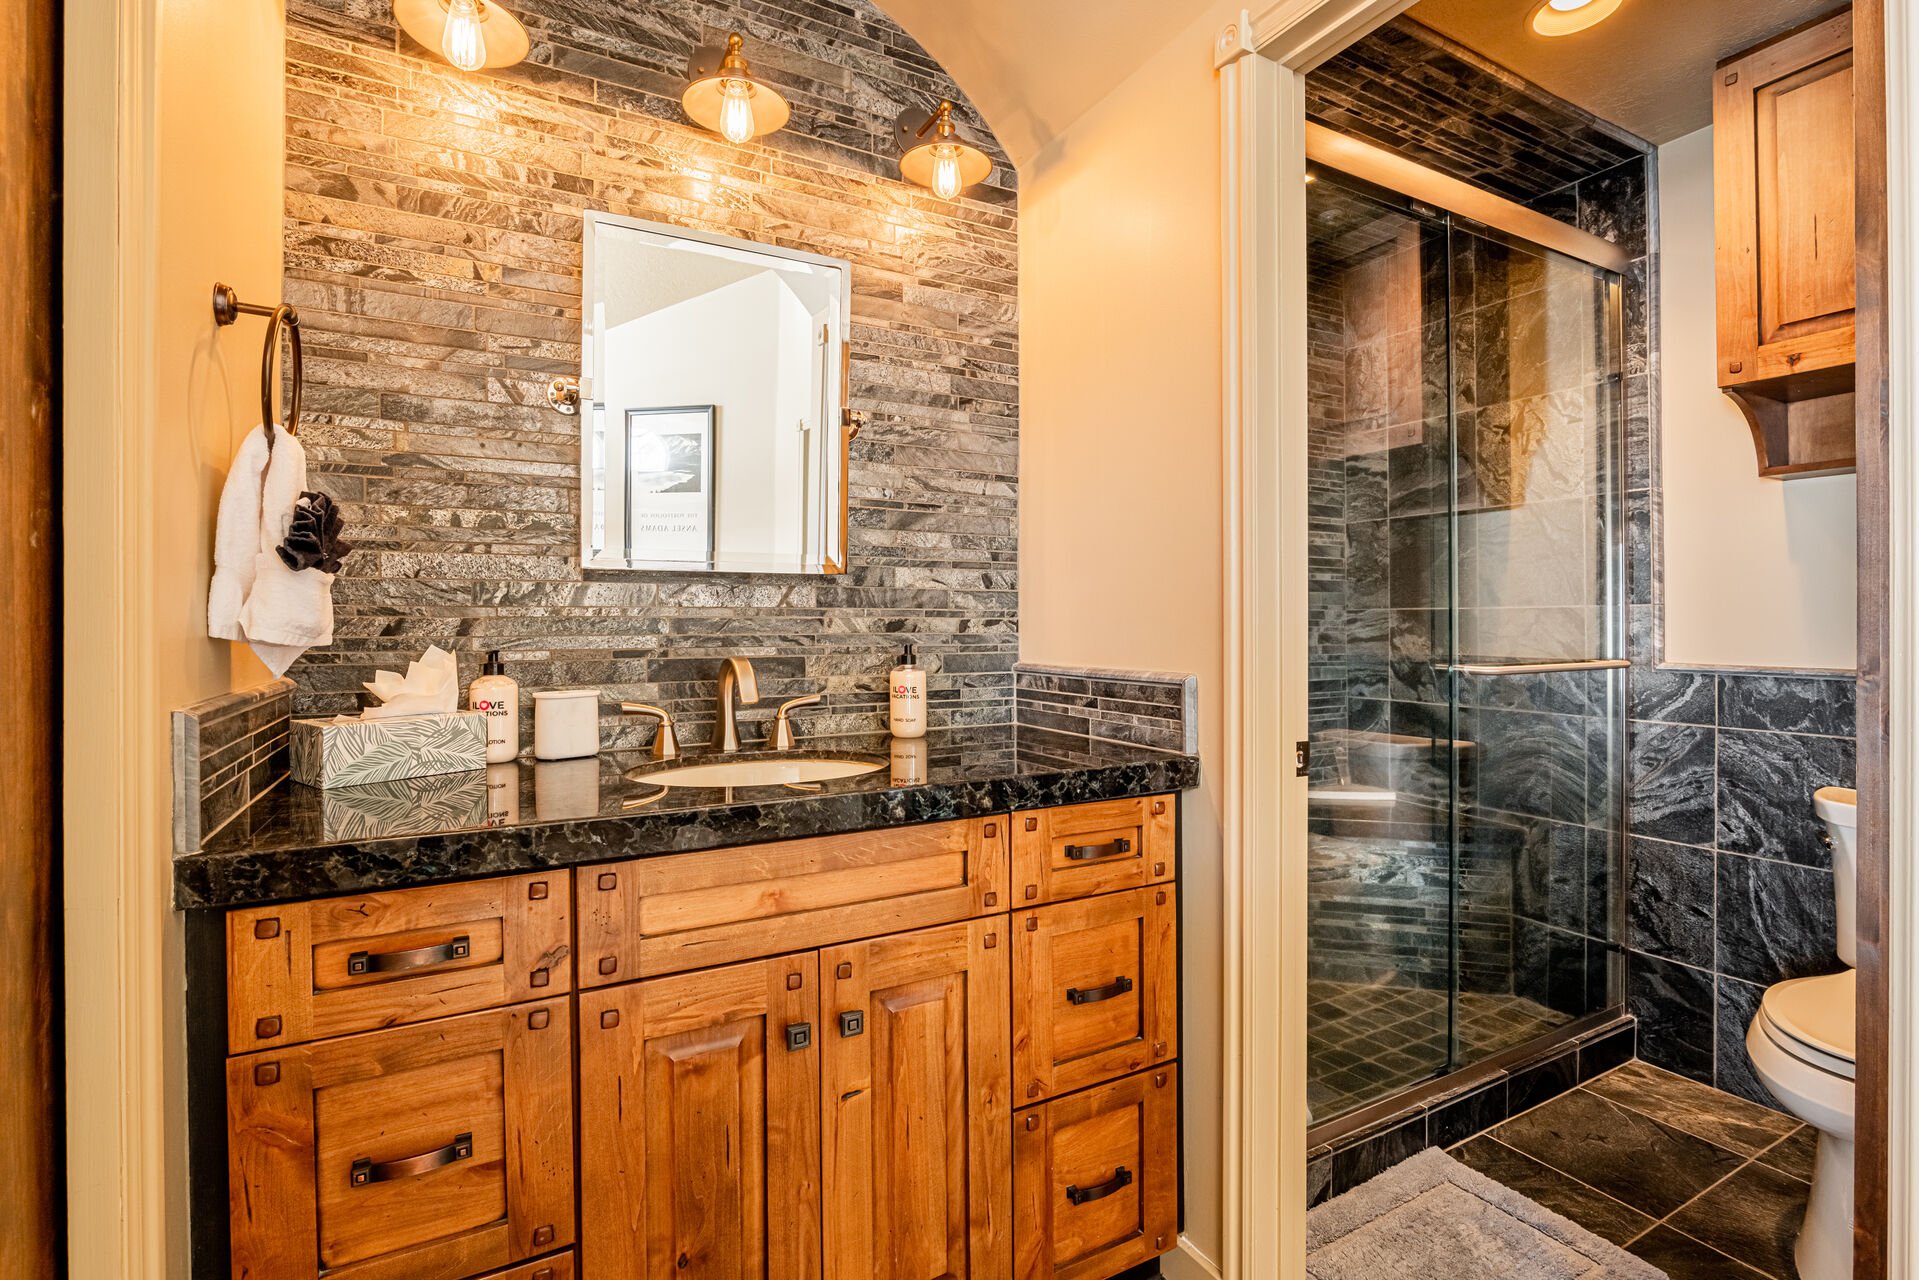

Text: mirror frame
xmin=576 ymin=210 xmax=857 ymax=576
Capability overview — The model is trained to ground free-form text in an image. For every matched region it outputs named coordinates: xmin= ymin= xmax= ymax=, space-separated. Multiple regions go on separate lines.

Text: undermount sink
xmin=624 ymin=757 xmax=884 ymax=789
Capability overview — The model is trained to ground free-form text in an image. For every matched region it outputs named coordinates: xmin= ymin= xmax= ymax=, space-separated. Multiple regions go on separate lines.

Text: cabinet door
xmin=1014 ymin=886 xmax=1177 ymax=1103
xmin=1715 ymin=7 xmax=1856 ymax=384
xmin=227 ymin=1000 xmax=574 ymax=1280
xmin=1013 ymin=1067 xmax=1179 ymax=1280
xmin=578 ymin=955 xmax=822 ymax=1280
xmin=822 ymin=919 xmax=1012 ymax=1280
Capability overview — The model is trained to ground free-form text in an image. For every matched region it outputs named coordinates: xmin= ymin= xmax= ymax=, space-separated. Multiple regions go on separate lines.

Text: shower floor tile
xmin=1308 ymin=979 xmax=1575 ymax=1120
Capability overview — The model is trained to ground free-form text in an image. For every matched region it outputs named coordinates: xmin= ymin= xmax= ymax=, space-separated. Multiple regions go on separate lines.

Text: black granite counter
xmin=173 ymin=726 xmax=1200 ymax=909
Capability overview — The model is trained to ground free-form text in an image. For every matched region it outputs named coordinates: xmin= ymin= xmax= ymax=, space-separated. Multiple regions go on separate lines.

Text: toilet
xmin=1746 ymin=786 xmax=1858 ymax=1280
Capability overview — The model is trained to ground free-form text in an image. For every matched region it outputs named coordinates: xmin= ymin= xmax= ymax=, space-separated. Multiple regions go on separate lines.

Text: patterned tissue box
xmin=289 ymin=710 xmax=488 ymax=789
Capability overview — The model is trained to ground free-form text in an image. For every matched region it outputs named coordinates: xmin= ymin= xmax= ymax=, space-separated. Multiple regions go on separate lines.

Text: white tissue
xmin=337 ymin=645 xmax=461 ymax=722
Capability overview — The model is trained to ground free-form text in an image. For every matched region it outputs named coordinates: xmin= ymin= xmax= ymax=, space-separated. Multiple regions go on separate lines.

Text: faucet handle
xmin=769 ymin=694 xmax=824 ymax=751
xmin=619 ymin=703 xmax=680 ymax=762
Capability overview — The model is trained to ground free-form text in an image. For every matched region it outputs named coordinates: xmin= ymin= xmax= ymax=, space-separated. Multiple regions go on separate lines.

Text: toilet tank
xmin=1815 ymin=786 xmax=1858 ymax=967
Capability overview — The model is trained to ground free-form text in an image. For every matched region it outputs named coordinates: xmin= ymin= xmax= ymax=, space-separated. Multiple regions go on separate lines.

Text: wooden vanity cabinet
xmin=213 ymin=795 xmax=1182 ymax=1280
xmin=1714 ymin=7 xmax=1858 ymax=476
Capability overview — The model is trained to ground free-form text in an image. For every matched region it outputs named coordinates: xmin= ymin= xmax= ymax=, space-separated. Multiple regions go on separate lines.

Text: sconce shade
xmin=683 ymin=33 xmax=792 ymax=142
xmin=394 ymin=0 xmax=530 ymax=70
xmin=894 ymin=101 xmax=992 ymax=199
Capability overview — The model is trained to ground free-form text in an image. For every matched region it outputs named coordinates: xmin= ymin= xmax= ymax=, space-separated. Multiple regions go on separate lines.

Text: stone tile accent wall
xmin=1625 ymin=673 xmax=1857 ymax=1107
xmin=281 ymin=0 xmax=1018 ymax=752
xmin=1013 ymin=664 xmax=1196 ymax=755
xmin=171 ymin=679 xmax=297 ymax=851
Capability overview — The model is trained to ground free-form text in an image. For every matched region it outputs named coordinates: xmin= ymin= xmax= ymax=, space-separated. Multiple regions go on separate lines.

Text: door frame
xmin=1217 ymin=1 xmax=1918 ymax=1277
xmin=1211 ymin=3 xmax=1417 ymax=1275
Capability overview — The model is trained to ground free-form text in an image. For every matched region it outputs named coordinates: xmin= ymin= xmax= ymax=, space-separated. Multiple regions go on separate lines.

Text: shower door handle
xmin=1441 ymin=658 xmax=1630 ymax=675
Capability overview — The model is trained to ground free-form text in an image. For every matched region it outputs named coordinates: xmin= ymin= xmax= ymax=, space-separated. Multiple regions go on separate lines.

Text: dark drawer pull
xmin=347 ymin=935 xmax=471 ymax=976
xmin=1066 ymin=1165 xmax=1133 ymax=1206
xmin=1066 ymin=975 xmax=1135 ymax=1006
xmin=351 ymin=1132 xmax=472 ymax=1186
xmin=1062 ymin=837 xmax=1133 ymax=862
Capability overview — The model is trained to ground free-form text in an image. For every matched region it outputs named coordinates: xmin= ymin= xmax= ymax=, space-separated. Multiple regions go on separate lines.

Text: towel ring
xmin=212 ymin=283 xmax=303 ymax=439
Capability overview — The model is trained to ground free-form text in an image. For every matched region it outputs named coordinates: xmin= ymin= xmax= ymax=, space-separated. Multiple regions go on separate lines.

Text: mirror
xmin=578 ymin=213 xmax=853 ymax=574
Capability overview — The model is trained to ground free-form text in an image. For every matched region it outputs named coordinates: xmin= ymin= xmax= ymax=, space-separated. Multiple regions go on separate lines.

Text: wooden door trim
xmin=0 ymin=0 xmax=61 ymax=1273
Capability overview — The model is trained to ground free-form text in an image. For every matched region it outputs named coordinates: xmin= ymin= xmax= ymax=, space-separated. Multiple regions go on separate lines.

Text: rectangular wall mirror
xmin=578 ymin=213 xmax=853 ymax=574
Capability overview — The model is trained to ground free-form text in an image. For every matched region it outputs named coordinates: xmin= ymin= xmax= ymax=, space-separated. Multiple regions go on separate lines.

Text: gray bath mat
xmin=1307 ymin=1148 xmax=1667 ymax=1279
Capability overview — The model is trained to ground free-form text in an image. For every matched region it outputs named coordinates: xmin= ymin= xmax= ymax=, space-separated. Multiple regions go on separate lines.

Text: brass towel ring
xmin=212 ymin=283 xmax=303 ymax=439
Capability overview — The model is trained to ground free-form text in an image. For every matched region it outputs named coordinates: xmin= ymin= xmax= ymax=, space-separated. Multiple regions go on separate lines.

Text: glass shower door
xmin=1447 ymin=221 xmax=1627 ymax=1061
xmin=1304 ymin=176 xmax=1460 ymax=1122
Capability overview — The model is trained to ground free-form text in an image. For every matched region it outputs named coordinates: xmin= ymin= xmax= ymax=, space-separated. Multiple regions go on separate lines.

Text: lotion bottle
xmin=469 ymin=650 xmax=520 ymax=764
xmin=888 ymin=643 xmax=927 ymax=738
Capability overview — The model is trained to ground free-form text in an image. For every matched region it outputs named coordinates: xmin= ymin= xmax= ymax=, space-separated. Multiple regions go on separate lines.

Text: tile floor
xmin=1309 ymin=979 xmax=1574 ymax=1120
xmin=1451 ymin=1059 xmax=1814 ymax=1278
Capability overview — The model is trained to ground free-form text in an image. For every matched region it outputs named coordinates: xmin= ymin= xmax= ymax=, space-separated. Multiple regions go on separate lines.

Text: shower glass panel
xmin=1305 ymin=170 xmax=1626 ymax=1127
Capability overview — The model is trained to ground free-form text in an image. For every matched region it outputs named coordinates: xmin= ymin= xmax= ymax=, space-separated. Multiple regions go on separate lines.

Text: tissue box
xmin=290 ymin=711 xmax=488 ymax=790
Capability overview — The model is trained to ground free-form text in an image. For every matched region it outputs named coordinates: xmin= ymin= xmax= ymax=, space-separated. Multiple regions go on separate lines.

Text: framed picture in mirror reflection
xmin=624 ymin=405 xmax=715 ymax=565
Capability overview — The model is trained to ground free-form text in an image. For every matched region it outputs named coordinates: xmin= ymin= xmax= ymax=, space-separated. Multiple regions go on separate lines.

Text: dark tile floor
xmin=1309 ymin=979 xmax=1574 ymax=1120
xmin=1451 ymin=1059 xmax=1815 ymax=1278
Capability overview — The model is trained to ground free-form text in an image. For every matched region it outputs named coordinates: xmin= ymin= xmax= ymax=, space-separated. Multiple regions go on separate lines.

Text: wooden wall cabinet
xmin=1714 ymin=7 xmax=1858 ymax=477
xmin=215 ymin=796 xmax=1181 ymax=1280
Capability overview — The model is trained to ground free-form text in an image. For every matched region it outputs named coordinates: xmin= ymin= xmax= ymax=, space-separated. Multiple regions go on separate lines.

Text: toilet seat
xmin=1760 ymin=970 xmax=1856 ymax=1080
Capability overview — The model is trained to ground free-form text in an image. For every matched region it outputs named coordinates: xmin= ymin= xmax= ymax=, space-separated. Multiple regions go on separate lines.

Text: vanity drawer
xmin=1014 ymin=886 xmax=1177 ymax=1102
xmin=1012 ymin=796 xmax=1175 ymax=905
xmin=226 ymin=872 xmax=572 ymax=1052
xmin=578 ymin=816 xmax=1008 ymax=982
xmin=471 ymin=1253 xmax=574 ymax=1280
xmin=1014 ymin=1065 xmax=1179 ymax=1280
xmin=227 ymin=1000 xmax=575 ymax=1280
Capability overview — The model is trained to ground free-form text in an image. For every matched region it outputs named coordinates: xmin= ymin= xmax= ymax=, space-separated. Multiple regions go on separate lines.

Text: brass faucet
xmin=714 ymin=656 xmax=760 ymax=752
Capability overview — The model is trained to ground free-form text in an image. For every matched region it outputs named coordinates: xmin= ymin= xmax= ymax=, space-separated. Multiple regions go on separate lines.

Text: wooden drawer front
xmin=470 ymin=1252 xmax=574 ymax=1280
xmin=578 ymin=955 xmax=822 ymax=1280
xmin=1014 ymin=1066 xmax=1179 ymax=1280
xmin=1015 ymin=886 xmax=1177 ymax=1102
xmin=580 ymin=817 xmax=1008 ymax=983
xmin=1012 ymin=796 xmax=1174 ymax=905
xmin=227 ymin=872 xmax=572 ymax=1052
xmin=227 ymin=1001 xmax=575 ymax=1280
xmin=823 ymin=919 xmax=1012 ymax=1280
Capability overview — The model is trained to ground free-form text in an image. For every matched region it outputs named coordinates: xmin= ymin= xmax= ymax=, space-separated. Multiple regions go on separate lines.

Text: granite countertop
xmin=174 ymin=725 xmax=1200 ymax=909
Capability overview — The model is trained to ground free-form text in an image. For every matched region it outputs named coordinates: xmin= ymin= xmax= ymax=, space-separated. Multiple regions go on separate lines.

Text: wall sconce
xmin=683 ymin=33 xmax=791 ymax=145
xmin=394 ymin=0 xmax=529 ymax=72
xmin=894 ymin=100 xmax=991 ymax=201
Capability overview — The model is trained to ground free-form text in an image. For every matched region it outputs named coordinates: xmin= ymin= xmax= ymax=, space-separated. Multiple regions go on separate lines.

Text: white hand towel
xmin=208 ymin=424 xmax=335 ymax=677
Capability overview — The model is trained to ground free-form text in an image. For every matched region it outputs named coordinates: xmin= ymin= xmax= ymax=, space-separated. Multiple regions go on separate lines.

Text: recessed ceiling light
xmin=1530 ymin=0 xmax=1624 ymax=36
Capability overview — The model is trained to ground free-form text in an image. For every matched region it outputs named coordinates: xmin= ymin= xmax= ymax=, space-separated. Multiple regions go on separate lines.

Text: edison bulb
xmin=441 ymin=0 xmax=488 ymax=71
xmin=930 ymin=143 xmax=964 ymax=201
xmin=719 ymin=79 xmax=757 ymax=144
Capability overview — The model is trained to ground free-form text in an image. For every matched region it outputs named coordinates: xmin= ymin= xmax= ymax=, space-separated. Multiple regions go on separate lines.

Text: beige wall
xmin=1656 ymin=125 xmax=1858 ymax=671
xmin=1019 ymin=3 xmax=1239 ymax=1271
xmin=63 ymin=0 xmax=282 ymax=1272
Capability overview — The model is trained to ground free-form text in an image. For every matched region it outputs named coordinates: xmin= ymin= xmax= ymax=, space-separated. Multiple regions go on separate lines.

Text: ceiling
xmin=1407 ymin=0 xmax=1847 ymax=143
xmin=872 ymin=0 xmax=1221 ymax=168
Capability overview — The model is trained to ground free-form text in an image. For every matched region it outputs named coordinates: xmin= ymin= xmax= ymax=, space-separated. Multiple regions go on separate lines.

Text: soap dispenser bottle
xmin=888 ymin=643 xmax=927 ymax=738
xmin=469 ymin=650 xmax=520 ymax=764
